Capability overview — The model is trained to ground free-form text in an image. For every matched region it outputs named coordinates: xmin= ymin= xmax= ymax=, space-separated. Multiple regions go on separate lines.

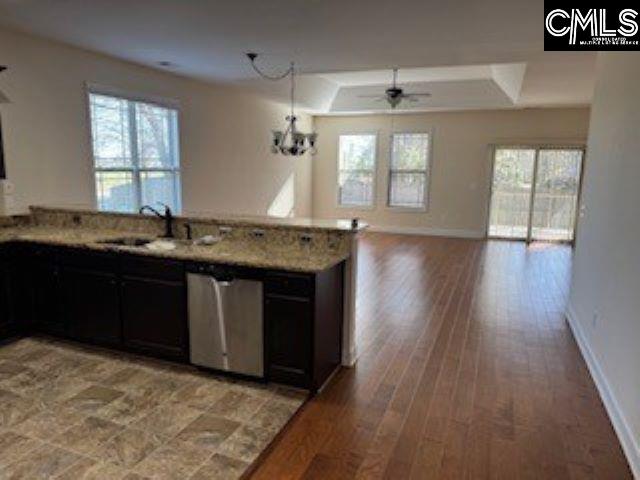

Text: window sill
xmin=386 ymin=205 xmax=428 ymax=213
xmin=336 ymin=204 xmax=376 ymax=211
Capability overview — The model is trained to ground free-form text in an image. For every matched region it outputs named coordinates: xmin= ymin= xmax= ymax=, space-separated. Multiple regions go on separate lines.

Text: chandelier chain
xmin=245 ymin=53 xmax=317 ymax=156
xmin=248 ymin=56 xmax=294 ymax=81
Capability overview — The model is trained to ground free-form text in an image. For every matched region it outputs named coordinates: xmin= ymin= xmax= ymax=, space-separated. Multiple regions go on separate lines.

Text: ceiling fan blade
xmin=358 ymin=94 xmax=386 ymax=98
xmin=405 ymin=93 xmax=432 ymax=97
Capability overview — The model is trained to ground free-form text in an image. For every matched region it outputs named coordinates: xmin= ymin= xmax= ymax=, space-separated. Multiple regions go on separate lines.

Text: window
xmin=338 ymin=134 xmax=377 ymax=207
xmin=388 ymin=133 xmax=430 ymax=209
xmin=89 ymin=92 xmax=181 ymax=213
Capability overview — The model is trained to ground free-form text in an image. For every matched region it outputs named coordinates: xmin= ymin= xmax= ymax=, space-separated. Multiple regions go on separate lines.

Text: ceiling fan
xmin=358 ymin=68 xmax=431 ymax=109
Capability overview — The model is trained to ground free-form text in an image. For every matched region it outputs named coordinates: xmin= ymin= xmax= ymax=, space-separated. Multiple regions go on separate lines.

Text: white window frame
xmin=336 ymin=133 xmax=378 ymax=210
xmin=386 ymin=131 xmax=432 ymax=211
xmin=85 ymin=84 xmax=182 ymax=213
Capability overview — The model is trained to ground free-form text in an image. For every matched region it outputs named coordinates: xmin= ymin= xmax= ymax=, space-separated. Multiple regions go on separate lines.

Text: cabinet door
xmin=8 ymin=260 xmax=35 ymax=333
xmin=32 ymin=262 xmax=65 ymax=336
xmin=121 ymin=276 xmax=188 ymax=360
xmin=265 ymin=294 xmax=312 ymax=388
xmin=61 ymin=267 xmax=121 ymax=346
xmin=0 ymin=259 xmax=13 ymax=338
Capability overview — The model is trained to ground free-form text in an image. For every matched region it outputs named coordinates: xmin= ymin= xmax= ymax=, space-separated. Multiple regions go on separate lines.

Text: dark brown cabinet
xmin=121 ymin=275 xmax=188 ymax=361
xmin=3 ymin=244 xmax=189 ymax=362
xmin=0 ymin=256 xmax=12 ymax=337
xmin=264 ymin=265 xmax=344 ymax=392
xmin=0 ymin=244 xmax=35 ymax=339
xmin=32 ymin=261 xmax=65 ymax=336
xmin=265 ymin=293 xmax=312 ymax=387
xmin=8 ymin=263 xmax=35 ymax=333
xmin=61 ymin=267 xmax=121 ymax=346
xmin=0 ymin=241 xmax=344 ymax=392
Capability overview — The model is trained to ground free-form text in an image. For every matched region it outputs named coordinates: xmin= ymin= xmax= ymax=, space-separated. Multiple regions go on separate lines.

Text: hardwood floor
xmin=250 ymin=233 xmax=632 ymax=479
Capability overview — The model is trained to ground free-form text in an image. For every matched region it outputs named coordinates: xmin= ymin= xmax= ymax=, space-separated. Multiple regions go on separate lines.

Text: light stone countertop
xmin=0 ymin=226 xmax=350 ymax=273
xmin=31 ymin=205 xmax=369 ymax=233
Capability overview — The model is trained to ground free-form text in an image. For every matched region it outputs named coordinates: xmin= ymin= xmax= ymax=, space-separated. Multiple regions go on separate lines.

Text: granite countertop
xmin=32 ymin=205 xmax=369 ymax=233
xmin=0 ymin=226 xmax=350 ymax=273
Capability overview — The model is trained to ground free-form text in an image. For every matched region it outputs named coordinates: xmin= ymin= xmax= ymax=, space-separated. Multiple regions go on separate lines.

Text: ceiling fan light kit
xmin=247 ymin=53 xmax=317 ymax=156
xmin=359 ymin=68 xmax=431 ymax=109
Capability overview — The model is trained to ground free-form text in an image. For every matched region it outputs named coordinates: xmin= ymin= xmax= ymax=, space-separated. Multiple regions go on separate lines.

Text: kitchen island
xmin=0 ymin=206 xmax=365 ymax=392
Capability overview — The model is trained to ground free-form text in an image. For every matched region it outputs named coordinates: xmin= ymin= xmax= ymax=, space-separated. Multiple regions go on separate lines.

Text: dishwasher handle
xmin=187 ymin=263 xmax=235 ymax=283
xmin=210 ymin=277 xmax=230 ymax=370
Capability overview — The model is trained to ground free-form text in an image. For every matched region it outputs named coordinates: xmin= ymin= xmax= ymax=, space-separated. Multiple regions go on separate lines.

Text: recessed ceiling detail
xmin=241 ymin=63 xmax=532 ymax=114
xmin=322 ymin=63 xmax=527 ymax=114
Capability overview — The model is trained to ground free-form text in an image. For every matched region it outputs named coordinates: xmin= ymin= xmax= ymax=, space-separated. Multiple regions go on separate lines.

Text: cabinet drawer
xmin=58 ymin=249 xmax=116 ymax=272
xmin=264 ymin=272 xmax=313 ymax=298
xmin=121 ymin=255 xmax=184 ymax=282
xmin=31 ymin=244 xmax=57 ymax=262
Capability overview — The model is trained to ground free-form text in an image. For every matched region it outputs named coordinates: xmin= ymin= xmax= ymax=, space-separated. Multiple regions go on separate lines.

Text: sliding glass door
xmin=488 ymin=146 xmax=584 ymax=242
xmin=530 ymin=149 xmax=583 ymax=241
xmin=488 ymin=148 xmax=536 ymax=240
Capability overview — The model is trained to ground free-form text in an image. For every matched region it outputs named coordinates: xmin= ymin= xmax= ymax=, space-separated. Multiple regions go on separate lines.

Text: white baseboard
xmin=367 ymin=224 xmax=485 ymax=239
xmin=566 ymin=304 xmax=640 ymax=478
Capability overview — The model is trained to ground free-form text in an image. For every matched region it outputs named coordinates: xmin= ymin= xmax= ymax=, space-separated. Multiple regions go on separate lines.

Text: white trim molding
xmin=85 ymin=82 xmax=181 ymax=110
xmin=566 ymin=304 xmax=640 ymax=478
xmin=367 ymin=224 xmax=485 ymax=239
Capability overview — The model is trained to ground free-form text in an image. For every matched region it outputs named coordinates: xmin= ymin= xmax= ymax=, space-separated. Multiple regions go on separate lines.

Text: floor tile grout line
xmin=1 ymin=337 xmax=304 ymax=479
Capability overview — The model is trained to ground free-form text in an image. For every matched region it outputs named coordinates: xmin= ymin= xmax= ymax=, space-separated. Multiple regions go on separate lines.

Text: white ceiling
xmin=0 ymin=0 xmax=595 ymax=113
xmin=319 ymin=66 xmax=495 ymax=86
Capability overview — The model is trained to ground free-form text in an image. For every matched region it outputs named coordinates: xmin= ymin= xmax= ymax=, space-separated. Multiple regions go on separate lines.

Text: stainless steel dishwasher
xmin=187 ymin=265 xmax=263 ymax=377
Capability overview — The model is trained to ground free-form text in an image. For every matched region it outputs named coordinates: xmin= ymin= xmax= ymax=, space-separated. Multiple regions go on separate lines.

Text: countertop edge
xmin=0 ymin=235 xmax=349 ymax=274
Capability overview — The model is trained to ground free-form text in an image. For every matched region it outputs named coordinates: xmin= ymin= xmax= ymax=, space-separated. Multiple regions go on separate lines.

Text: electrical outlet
xmin=300 ymin=233 xmax=313 ymax=245
xmin=218 ymin=226 xmax=232 ymax=237
xmin=250 ymin=228 xmax=265 ymax=239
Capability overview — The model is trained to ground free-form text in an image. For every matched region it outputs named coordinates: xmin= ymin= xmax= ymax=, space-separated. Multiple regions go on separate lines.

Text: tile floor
xmin=0 ymin=337 xmax=305 ymax=479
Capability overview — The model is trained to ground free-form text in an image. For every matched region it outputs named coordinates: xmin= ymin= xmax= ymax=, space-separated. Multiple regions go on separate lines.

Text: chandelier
xmin=0 ymin=66 xmax=8 ymax=103
xmin=247 ymin=53 xmax=317 ymax=156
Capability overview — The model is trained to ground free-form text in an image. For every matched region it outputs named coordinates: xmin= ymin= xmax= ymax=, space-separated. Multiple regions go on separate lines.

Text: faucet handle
xmin=156 ymin=201 xmax=171 ymax=213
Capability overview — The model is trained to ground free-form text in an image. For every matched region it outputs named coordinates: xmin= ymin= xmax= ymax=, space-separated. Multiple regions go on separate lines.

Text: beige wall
xmin=568 ymin=53 xmax=640 ymax=476
xmin=0 ymin=27 xmax=312 ymax=217
xmin=312 ymin=108 xmax=590 ymax=236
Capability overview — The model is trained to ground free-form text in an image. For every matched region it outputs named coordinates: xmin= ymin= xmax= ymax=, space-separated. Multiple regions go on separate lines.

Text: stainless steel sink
xmin=96 ymin=237 xmax=153 ymax=247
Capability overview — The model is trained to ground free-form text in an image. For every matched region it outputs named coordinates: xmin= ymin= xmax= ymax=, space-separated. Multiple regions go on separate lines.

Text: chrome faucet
xmin=139 ymin=203 xmax=174 ymax=238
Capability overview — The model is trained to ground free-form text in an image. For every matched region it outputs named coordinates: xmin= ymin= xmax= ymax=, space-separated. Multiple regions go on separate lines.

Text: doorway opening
xmin=488 ymin=146 xmax=584 ymax=243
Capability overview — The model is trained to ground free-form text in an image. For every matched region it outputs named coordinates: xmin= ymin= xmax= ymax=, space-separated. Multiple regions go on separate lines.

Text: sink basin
xmin=96 ymin=237 xmax=188 ymax=251
xmin=96 ymin=237 xmax=153 ymax=247
xmin=145 ymin=239 xmax=178 ymax=251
